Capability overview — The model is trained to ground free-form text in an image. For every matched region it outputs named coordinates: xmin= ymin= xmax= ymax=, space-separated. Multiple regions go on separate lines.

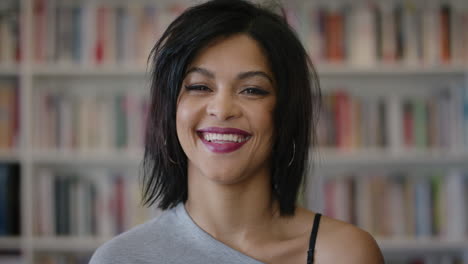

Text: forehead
xmin=187 ymin=34 xmax=272 ymax=75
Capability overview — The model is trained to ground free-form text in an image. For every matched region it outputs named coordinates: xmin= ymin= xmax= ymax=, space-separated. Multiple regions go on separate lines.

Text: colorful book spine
xmin=298 ymin=1 xmax=468 ymax=66
xmin=32 ymin=0 xmax=189 ymax=66
xmin=32 ymin=88 xmax=149 ymax=152
xmin=0 ymin=80 xmax=19 ymax=149
xmin=318 ymin=86 xmax=468 ymax=151
xmin=34 ymin=168 xmax=157 ymax=237
xmin=320 ymin=170 xmax=467 ymax=240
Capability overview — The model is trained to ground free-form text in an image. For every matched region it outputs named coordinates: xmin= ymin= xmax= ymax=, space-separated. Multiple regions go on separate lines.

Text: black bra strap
xmin=307 ymin=213 xmax=322 ymax=264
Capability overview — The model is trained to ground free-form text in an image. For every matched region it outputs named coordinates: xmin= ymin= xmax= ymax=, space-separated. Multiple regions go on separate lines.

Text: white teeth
xmin=202 ymin=133 xmax=248 ymax=143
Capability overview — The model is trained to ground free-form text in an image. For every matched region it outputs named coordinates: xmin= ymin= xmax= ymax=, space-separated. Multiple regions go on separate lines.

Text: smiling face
xmin=176 ymin=34 xmax=276 ymax=185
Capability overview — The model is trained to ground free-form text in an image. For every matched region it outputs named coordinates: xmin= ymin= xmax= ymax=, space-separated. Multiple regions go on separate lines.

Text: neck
xmin=185 ymin=164 xmax=281 ymax=247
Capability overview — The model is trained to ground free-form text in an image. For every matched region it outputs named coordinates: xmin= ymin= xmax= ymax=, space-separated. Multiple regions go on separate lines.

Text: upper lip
xmin=197 ymin=127 xmax=251 ymax=136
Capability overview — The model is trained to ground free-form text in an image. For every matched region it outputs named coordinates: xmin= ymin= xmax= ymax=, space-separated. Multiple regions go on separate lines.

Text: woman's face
xmin=176 ymin=34 xmax=276 ymax=185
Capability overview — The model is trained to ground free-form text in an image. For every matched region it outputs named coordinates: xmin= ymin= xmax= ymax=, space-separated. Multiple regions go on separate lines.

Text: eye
xmin=184 ymin=85 xmax=211 ymax=92
xmin=241 ymin=87 xmax=270 ymax=96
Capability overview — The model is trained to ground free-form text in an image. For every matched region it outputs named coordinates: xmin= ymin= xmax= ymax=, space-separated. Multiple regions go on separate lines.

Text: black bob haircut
xmin=142 ymin=0 xmax=321 ymax=216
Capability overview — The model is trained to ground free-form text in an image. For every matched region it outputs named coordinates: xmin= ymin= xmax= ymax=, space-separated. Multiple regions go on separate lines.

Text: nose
xmin=206 ymin=90 xmax=241 ymax=121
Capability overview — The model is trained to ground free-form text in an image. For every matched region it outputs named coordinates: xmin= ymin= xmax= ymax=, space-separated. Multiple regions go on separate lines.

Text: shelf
xmin=316 ymin=64 xmax=468 ymax=76
xmin=32 ymin=237 xmax=108 ymax=252
xmin=377 ymin=238 xmax=468 ymax=253
xmin=0 ymin=149 xmax=20 ymax=162
xmin=0 ymin=64 xmax=19 ymax=76
xmin=29 ymin=64 xmax=468 ymax=77
xmin=31 ymin=65 xmax=149 ymax=77
xmin=314 ymin=149 xmax=468 ymax=167
xmin=31 ymin=150 xmax=143 ymax=166
xmin=0 ymin=237 xmax=22 ymax=250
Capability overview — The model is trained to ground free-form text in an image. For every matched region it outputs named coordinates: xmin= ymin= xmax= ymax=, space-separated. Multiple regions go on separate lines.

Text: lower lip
xmin=199 ymin=136 xmax=249 ymax=153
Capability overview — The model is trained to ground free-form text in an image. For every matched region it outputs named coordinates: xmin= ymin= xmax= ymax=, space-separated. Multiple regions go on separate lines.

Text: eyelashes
xmin=241 ymin=87 xmax=269 ymax=95
xmin=184 ymin=85 xmax=210 ymax=92
xmin=184 ymin=85 xmax=270 ymax=96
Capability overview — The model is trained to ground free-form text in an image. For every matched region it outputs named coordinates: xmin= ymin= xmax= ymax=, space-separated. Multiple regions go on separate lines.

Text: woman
xmin=90 ymin=0 xmax=384 ymax=263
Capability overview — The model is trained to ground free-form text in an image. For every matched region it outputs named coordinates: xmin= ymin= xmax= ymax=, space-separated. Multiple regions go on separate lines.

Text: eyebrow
xmin=185 ymin=67 xmax=274 ymax=84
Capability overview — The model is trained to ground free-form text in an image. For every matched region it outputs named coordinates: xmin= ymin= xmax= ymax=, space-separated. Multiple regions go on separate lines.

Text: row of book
xmin=320 ymin=169 xmax=467 ymax=240
xmin=0 ymin=163 xmax=20 ymax=236
xmin=32 ymin=88 xmax=149 ymax=152
xmin=0 ymin=2 xmax=20 ymax=64
xmin=33 ymin=0 xmax=185 ymax=66
xmin=317 ymin=86 xmax=468 ymax=151
xmin=318 ymin=92 xmax=387 ymax=149
xmin=30 ymin=0 xmax=468 ymax=67
xmin=34 ymin=168 xmax=158 ymax=237
xmin=292 ymin=0 xmax=468 ymax=66
xmin=0 ymin=80 xmax=19 ymax=149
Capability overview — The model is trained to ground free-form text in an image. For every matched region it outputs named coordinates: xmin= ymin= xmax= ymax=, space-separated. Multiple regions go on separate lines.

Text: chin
xmin=202 ymin=168 xmax=246 ymax=185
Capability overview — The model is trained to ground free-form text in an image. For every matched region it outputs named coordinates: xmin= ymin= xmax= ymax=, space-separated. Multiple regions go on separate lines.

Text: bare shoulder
xmin=316 ymin=214 xmax=384 ymax=263
xmin=293 ymin=208 xmax=384 ymax=264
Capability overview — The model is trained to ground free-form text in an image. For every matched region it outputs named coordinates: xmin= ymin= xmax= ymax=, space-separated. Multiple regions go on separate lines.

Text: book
xmin=0 ymin=81 xmax=17 ymax=149
xmin=0 ymin=163 xmax=20 ymax=236
xmin=301 ymin=1 xmax=468 ymax=66
xmin=34 ymin=168 xmax=155 ymax=237
xmin=320 ymin=169 xmax=467 ymax=240
xmin=33 ymin=87 xmax=148 ymax=152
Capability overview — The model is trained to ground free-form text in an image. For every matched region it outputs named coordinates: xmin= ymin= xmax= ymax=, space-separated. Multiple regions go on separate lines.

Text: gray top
xmin=89 ymin=203 xmax=264 ymax=264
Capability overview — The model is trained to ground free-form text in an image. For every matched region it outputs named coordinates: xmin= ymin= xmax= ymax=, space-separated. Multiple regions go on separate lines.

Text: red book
xmin=334 ymin=91 xmax=350 ymax=149
xmin=326 ymin=11 xmax=344 ymax=62
xmin=114 ymin=176 xmax=125 ymax=233
xmin=95 ymin=6 xmax=107 ymax=64
xmin=403 ymin=101 xmax=413 ymax=147
xmin=13 ymin=84 xmax=19 ymax=148
xmin=33 ymin=0 xmax=46 ymax=62
xmin=324 ymin=181 xmax=336 ymax=218
xmin=440 ymin=5 xmax=451 ymax=63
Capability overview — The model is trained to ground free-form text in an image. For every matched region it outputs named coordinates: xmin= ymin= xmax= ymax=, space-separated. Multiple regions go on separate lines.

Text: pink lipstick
xmin=197 ymin=127 xmax=251 ymax=153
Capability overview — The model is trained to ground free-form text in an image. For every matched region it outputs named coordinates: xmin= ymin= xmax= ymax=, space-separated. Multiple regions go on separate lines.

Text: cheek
xmin=176 ymin=107 xmax=191 ymax=138
xmin=176 ymin=98 xmax=201 ymax=141
xmin=253 ymin=102 xmax=275 ymax=134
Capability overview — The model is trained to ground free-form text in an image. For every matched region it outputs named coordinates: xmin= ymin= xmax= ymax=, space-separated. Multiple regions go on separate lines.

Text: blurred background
xmin=0 ymin=0 xmax=467 ymax=263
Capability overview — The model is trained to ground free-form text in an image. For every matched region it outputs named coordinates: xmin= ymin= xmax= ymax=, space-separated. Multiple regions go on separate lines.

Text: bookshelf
xmin=0 ymin=0 xmax=466 ymax=263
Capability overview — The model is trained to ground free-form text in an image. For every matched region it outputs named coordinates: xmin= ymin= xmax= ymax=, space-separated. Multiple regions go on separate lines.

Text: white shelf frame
xmin=0 ymin=64 xmax=20 ymax=76
xmin=31 ymin=65 xmax=150 ymax=77
xmin=30 ymin=150 xmax=143 ymax=166
xmin=0 ymin=149 xmax=21 ymax=162
xmin=314 ymin=149 xmax=468 ymax=167
xmin=0 ymin=237 xmax=22 ymax=250
xmin=18 ymin=64 xmax=468 ymax=77
xmin=316 ymin=64 xmax=468 ymax=76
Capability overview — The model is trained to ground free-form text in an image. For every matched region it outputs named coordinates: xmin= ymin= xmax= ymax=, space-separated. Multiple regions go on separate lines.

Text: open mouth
xmin=196 ymin=127 xmax=252 ymax=153
xmin=198 ymin=132 xmax=251 ymax=143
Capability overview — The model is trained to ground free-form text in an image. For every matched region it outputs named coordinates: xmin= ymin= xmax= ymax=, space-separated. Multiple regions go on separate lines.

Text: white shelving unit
xmin=30 ymin=150 xmax=143 ymax=166
xmin=0 ymin=0 xmax=467 ymax=263
xmin=315 ymin=149 xmax=468 ymax=167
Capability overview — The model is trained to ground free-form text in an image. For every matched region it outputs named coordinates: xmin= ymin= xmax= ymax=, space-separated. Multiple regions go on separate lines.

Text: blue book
xmin=116 ymin=6 xmax=126 ymax=63
xmin=414 ymin=176 xmax=432 ymax=237
xmin=463 ymin=85 xmax=468 ymax=147
xmin=72 ymin=5 xmax=83 ymax=63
